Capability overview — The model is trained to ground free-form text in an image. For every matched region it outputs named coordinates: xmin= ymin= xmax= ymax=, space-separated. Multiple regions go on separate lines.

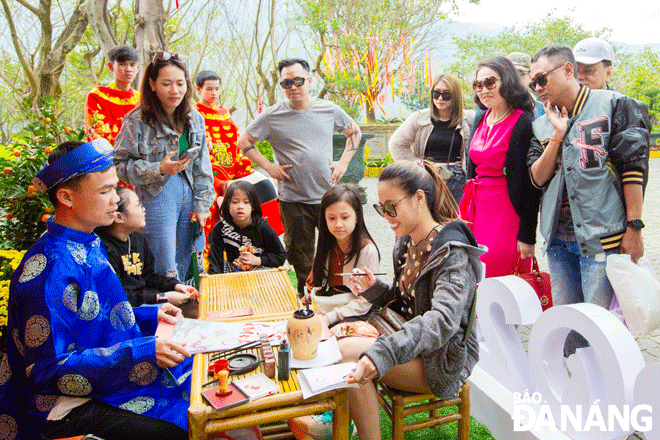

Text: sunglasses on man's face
xmin=152 ymin=51 xmax=188 ymax=66
xmin=279 ymin=77 xmax=309 ymax=89
xmin=373 ymin=195 xmax=413 ymax=218
xmin=529 ymin=63 xmax=566 ymax=91
xmin=431 ymin=90 xmax=452 ymax=101
xmin=472 ymin=76 xmax=500 ymax=92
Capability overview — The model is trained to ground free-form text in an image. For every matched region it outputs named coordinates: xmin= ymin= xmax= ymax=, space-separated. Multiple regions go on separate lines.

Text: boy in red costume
xmin=84 ymin=45 xmax=140 ymax=145
xmin=195 ymin=70 xmax=252 ymax=180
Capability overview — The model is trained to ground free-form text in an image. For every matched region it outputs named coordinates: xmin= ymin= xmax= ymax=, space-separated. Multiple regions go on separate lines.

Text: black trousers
xmin=42 ymin=399 xmax=187 ymax=440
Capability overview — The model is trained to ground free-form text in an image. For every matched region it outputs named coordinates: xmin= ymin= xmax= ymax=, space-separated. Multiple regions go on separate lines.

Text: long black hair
xmin=138 ymin=55 xmax=193 ymax=133
xmin=473 ymin=56 xmax=535 ymax=112
xmin=379 ymin=160 xmax=457 ymax=224
xmin=220 ymin=181 xmax=263 ymax=227
xmin=312 ymin=184 xmax=379 ymax=288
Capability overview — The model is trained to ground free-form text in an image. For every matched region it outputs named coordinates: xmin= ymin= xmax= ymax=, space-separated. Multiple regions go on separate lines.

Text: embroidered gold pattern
xmin=110 ymin=301 xmax=135 ymax=331
xmin=35 ymin=394 xmax=58 ymax=412
xmin=130 ymin=362 xmax=159 ymax=386
xmin=62 ymin=283 xmax=80 ymax=313
xmin=57 ymin=374 xmax=92 ymax=396
xmin=25 ymin=315 xmax=50 ymax=348
xmin=12 ymin=329 xmax=24 ymax=357
xmin=119 ymin=396 xmax=155 ymax=414
xmin=18 ymin=254 xmax=47 ymax=283
xmin=77 ymin=291 xmax=100 ymax=321
xmin=0 ymin=356 xmax=10 ymax=386
xmin=0 ymin=414 xmax=18 ymax=440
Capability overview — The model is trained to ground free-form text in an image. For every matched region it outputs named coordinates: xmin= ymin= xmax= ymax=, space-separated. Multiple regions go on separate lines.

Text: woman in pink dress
xmin=460 ymin=56 xmax=541 ymax=278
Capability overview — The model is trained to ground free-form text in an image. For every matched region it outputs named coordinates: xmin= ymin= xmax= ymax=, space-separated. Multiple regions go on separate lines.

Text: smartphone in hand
xmin=179 ymin=146 xmax=201 ymax=160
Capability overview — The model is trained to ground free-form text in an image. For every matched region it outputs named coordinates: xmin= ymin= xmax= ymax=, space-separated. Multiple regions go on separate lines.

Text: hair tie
xmin=415 ymin=159 xmax=425 ymax=169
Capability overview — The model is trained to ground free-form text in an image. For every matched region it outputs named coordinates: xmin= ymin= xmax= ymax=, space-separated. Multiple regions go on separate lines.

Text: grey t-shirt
xmin=245 ymin=99 xmax=354 ymax=204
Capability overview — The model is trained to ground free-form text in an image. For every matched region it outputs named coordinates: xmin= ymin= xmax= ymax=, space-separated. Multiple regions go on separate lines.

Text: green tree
xmin=298 ymin=0 xmax=469 ymax=123
xmin=0 ymin=0 xmax=89 ymax=106
xmin=0 ymin=100 xmax=83 ymax=250
xmin=450 ymin=11 xmax=609 ymax=84
xmin=614 ymin=49 xmax=660 ymax=127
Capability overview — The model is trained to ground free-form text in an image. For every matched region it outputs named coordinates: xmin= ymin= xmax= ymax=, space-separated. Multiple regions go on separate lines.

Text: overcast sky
xmin=455 ymin=0 xmax=660 ymax=45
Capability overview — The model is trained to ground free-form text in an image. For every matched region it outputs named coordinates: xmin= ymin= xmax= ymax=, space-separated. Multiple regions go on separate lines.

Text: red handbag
xmin=513 ymin=256 xmax=553 ymax=311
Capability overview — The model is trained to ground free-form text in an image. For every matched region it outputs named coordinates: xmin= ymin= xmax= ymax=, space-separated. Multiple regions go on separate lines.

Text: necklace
xmin=487 ymin=107 xmax=513 ymax=126
xmin=410 ymin=223 xmax=441 ymax=247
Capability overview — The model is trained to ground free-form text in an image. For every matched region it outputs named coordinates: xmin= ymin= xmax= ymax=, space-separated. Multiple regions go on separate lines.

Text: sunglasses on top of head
xmin=431 ymin=90 xmax=452 ymax=101
xmin=152 ymin=51 xmax=188 ymax=66
xmin=528 ymin=63 xmax=567 ymax=91
xmin=472 ymin=76 xmax=500 ymax=92
xmin=279 ymin=77 xmax=310 ymax=89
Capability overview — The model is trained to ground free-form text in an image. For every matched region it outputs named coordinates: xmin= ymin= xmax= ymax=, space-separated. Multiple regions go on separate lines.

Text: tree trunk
xmin=34 ymin=1 xmax=89 ymax=105
xmin=86 ymin=0 xmax=118 ymax=58
xmin=1 ymin=0 xmax=88 ymax=106
xmin=134 ymin=0 xmax=167 ymax=76
xmin=366 ymin=105 xmax=376 ymax=123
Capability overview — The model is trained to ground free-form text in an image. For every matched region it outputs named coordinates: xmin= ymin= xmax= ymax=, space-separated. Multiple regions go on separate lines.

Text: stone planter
xmin=332 ymin=133 xmax=375 ymax=203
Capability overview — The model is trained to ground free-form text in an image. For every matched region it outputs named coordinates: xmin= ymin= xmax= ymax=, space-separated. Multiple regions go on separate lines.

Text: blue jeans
xmin=546 ymin=237 xmax=617 ymax=308
xmin=546 ymin=237 xmax=618 ymax=355
xmin=141 ymin=173 xmax=205 ymax=281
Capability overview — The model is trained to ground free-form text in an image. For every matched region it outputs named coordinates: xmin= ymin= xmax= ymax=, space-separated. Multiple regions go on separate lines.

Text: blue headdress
xmin=32 ymin=138 xmax=115 ymax=192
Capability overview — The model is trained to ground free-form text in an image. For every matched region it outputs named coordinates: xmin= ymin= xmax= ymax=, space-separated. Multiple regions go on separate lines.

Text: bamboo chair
xmin=376 ymin=381 xmax=471 ymax=440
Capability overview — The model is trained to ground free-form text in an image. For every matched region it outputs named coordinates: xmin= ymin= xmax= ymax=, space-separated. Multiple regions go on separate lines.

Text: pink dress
xmin=461 ymin=109 xmax=530 ymax=278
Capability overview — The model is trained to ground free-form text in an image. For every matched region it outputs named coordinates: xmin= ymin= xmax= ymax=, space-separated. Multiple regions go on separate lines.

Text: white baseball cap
xmin=573 ymin=38 xmax=614 ymax=64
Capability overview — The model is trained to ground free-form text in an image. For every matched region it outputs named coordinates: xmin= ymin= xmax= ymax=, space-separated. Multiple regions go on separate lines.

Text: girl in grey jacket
xmin=341 ymin=160 xmax=485 ymax=440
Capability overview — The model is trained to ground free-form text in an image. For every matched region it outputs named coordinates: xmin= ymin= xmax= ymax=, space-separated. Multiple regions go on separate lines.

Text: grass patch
xmin=371 ymin=404 xmax=494 ymax=439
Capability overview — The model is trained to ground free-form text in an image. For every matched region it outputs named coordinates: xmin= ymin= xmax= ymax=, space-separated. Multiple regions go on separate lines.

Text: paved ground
xmin=359 ymin=159 xmax=660 ymax=440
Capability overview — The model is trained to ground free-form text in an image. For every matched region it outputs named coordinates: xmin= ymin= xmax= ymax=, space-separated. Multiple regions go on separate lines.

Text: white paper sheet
xmin=167 ymin=318 xmax=287 ymax=353
xmin=297 ymin=362 xmax=358 ymax=400
xmin=290 ymin=336 xmax=342 ymax=369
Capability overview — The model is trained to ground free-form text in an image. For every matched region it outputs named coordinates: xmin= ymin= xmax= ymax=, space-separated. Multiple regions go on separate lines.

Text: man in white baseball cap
xmin=573 ymin=37 xmax=614 ymax=90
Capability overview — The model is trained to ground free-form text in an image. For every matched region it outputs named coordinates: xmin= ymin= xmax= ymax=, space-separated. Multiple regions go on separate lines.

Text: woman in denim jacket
xmin=115 ymin=52 xmax=214 ymax=281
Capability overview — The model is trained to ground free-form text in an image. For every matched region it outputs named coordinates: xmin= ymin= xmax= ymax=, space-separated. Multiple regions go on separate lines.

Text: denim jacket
xmin=114 ymin=108 xmax=215 ymax=213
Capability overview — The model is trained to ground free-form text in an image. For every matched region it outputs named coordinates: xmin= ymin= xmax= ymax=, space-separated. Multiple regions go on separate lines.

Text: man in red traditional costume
xmin=84 ymin=45 xmax=140 ymax=145
xmin=194 ymin=70 xmax=252 ymax=181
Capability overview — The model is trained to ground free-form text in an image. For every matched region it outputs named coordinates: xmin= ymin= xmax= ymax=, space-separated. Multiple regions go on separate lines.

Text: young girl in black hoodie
xmin=207 ymin=180 xmax=286 ymax=274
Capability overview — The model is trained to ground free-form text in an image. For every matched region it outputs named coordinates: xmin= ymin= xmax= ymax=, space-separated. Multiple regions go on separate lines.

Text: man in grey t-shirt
xmin=237 ymin=58 xmax=362 ymax=293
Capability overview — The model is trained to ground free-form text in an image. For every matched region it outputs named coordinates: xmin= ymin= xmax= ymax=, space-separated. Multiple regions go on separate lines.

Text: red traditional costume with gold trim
xmin=84 ymin=82 xmax=140 ymax=145
xmin=195 ymin=101 xmax=253 ymax=180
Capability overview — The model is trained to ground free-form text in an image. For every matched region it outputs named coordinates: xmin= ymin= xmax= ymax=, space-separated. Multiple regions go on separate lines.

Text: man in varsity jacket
xmin=527 ymin=44 xmax=649 ymax=354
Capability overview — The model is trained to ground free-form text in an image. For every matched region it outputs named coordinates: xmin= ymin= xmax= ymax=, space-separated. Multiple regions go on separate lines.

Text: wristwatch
xmin=626 ymin=219 xmax=645 ymax=230
xmin=157 ymin=292 xmax=168 ymax=303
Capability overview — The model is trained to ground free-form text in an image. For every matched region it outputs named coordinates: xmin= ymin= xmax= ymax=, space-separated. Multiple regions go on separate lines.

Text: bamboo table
xmin=188 ymin=268 xmax=351 ymax=440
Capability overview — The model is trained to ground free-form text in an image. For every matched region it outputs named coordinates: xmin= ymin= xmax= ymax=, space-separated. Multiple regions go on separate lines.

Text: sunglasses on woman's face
xmin=472 ymin=76 xmax=500 ymax=92
xmin=152 ymin=51 xmax=188 ymax=66
xmin=373 ymin=195 xmax=413 ymax=218
xmin=528 ymin=63 xmax=566 ymax=91
xmin=431 ymin=90 xmax=452 ymax=101
xmin=279 ymin=77 xmax=310 ymax=89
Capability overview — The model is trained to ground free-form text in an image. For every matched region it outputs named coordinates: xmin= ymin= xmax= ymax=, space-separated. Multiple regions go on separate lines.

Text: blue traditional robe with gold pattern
xmin=0 ymin=219 xmax=192 ymax=440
